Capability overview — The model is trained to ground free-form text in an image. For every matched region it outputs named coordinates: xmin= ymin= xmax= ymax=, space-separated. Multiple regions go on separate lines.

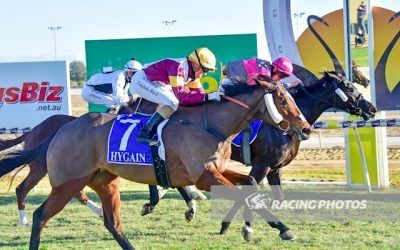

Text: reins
xmin=221 ymin=95 xmax=250 ymax=109
xmin=201 ymin=84 xmax=284 ymax=141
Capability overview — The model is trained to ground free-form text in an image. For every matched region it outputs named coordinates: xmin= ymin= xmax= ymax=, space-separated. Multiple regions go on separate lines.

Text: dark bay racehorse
xmin=232 ymin=71 xmax=376 ymax=194
xmin=0 ymin=80 xmax=311 ymax=249
xmin=140 ymin=71 xmax=377 ymax=237
xmin=221 ymin=71 xmax=376 ymax=234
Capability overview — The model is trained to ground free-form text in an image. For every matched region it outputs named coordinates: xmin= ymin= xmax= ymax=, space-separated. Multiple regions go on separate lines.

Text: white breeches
xmin=81 ymin=85 xmax=117 ymax=108
xmin=129 ymin=70 xmax=179 ymax=111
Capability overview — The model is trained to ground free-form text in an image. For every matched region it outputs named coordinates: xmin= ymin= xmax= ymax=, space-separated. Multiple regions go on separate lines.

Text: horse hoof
xmin=185 ymin=208 xmax=195 ymax=222
xmin=141 ymin=203 xmax=155 ymax=216
xmin=220 ymin=222 xmax=230 ymax=235
xmin=241 ymin=225 xmax=254 ymax=242
xmin=279 ymin=230 xmax=296 ymax=241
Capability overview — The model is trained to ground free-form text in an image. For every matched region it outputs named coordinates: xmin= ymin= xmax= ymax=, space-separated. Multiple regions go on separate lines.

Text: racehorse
xmin=137 ymin=71 xmax=377 ymax=237
xmin=230 ymin=71 xmax=376 ymax=199
xmin=352 ymin=60 xmax=370 ymax=88
xmin=0 ymin=80 xmax=310 ymax=226
xmin=0 ymin=80 xmax=311 ymax=249
xmin=0 ymin=71 xmax=374 ymax=241
xmin=0 ymin=99 xmax=158 ymax=226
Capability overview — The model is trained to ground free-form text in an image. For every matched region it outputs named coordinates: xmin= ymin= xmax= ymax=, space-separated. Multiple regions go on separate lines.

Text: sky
xmin=0 ymin=0 xmax=396 ymax=64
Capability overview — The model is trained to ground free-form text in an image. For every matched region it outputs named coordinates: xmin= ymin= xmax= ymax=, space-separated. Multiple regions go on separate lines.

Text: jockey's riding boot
xmin=136 ymin=112 xmax=165 ymax=144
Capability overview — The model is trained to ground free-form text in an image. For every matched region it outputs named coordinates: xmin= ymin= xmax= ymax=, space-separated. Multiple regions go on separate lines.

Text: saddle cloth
xmin=107 ymin=113 xmax=167 ymax=165
xmin=232 ymin=120 xmax=263 ymax=147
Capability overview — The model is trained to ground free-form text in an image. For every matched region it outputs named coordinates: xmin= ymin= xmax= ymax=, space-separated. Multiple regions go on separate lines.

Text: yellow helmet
xmin=188 ymin=47 xmax=217 ymax=71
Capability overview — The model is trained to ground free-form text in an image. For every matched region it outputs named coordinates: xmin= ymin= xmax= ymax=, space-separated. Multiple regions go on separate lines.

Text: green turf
xmin=1 ymin=177 xmax=400 ymax=249
xmin=351 ymin=47 xmax=369 ymax=67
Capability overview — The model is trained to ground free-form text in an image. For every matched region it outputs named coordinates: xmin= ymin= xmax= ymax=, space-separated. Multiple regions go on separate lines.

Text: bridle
xmin=201 ymin=83 xmax=290 ymax=142
xmin=300 ymin=75 xmax=364 ymax=116
xmin=218 ymin=83 xmax=291 ymax=132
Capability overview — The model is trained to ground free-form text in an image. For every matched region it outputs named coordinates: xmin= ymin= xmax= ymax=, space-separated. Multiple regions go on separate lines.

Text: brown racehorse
xmin=0 ymin=98 xmax=158 ymax=226
xmin=135 ymin=71 xmax=377 ymax=237
xmin=0 ymin=66 xmax=369 ymax=225
xmin=0 ymin=81 xmax=310 ymax=226
xmin=0 ymin=80 xmax=311 ymax=249
xmin=352 ymin=60 xmax=370 ymax=88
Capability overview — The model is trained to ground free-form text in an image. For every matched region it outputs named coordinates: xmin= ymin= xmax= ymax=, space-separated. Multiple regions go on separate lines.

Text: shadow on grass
xmin=0 ymin=189 xmax=209 ymax=206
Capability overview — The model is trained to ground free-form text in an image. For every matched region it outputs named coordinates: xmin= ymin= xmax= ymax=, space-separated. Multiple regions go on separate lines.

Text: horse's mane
xmin=221 ymin=81 xmax=257 ymax=97
xmin=290 ymin=71 xmax=343 ymax=98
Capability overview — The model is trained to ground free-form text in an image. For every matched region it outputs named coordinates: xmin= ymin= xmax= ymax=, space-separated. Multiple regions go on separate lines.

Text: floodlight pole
xmin=162 ymin=19 xmax=177 ymax=37
xmin=48 ymin=25 xmax=62 ymax=60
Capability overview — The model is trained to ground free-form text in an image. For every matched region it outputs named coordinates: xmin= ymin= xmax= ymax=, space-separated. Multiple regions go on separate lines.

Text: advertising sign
xmin=0 ymin=61 xmax=71 ymax=130
xmin=85 ymin=34 xmax=257 ymax=112
xmin=373 ymin=1 xmax=400 ymax=110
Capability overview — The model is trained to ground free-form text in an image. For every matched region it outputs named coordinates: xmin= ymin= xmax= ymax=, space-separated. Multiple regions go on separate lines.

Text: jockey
xmin=131 ymin=47 xmax=221 ymax=144
xmin=220 ymin=57 xmax=301 ymax=90
xmin=81 ymin=58 xmax=143 ymax=114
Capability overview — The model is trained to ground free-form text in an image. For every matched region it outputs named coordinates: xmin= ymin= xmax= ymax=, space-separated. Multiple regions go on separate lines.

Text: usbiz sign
xmin=0 ymin=61 xmax=71 ymax=130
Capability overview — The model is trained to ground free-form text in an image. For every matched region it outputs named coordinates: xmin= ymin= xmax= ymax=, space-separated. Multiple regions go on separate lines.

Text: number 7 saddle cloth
xmin=107 ymin=113 xmax=167 ymax=165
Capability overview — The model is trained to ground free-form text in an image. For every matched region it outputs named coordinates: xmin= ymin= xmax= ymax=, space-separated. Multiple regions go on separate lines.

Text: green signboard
xmin=85 ymin=34 xmax=257 ymax=112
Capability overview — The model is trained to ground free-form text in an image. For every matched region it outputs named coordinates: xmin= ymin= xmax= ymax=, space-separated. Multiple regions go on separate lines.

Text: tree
xmin=69 ymin=60 xmax=86 ymax=86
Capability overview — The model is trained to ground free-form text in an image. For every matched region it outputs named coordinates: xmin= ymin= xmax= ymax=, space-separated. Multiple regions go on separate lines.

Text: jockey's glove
xmin=206 ymin=92 xmax=222 ymax=102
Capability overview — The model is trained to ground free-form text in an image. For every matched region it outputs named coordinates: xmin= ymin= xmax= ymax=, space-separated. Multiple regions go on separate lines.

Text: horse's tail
xmin=0 ymin=132 xmax=28 ymax=151
xmin=0 ymin=133 xmax=55 ymax=178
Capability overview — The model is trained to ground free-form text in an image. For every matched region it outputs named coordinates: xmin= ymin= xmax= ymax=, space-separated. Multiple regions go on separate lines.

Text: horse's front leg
xmin=141 ymin=185 xmax=160 ymax=216
xmin=221 ymin=168 xmax=295 ymax=241
xmin=219 ymin=168 xmax=257 ymax=242
xmin=266 ymin=168 xmax=284 ymax=201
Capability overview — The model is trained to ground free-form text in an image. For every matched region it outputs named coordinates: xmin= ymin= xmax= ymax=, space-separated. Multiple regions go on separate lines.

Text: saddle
xmin=107 ymin=113 xmax=171 ymax=188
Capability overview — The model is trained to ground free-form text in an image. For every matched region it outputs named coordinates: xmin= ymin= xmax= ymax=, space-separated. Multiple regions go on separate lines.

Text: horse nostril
xmin=370 ymin=107 xmax=377 ymax=113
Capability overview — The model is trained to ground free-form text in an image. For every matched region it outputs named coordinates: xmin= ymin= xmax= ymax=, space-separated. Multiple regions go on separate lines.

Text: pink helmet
xmin=272 ymin=57 xmax=293 ymax=77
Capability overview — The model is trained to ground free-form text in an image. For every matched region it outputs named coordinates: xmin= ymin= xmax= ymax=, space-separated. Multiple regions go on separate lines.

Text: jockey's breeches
xmin=130 ymin=70 xmax=179 ymax=112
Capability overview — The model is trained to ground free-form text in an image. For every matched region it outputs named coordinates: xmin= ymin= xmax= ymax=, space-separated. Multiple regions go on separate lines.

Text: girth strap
xmin=242 ymin=124 xmax=252 ymax=166
xmin=206 ymin=127 xmax=228 ymax=141
xmin=150 ymin=144 xmax=170 ymax=188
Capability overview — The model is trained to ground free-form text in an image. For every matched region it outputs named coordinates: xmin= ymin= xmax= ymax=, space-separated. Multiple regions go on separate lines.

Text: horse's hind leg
xmin=30 ymin=174 xmax=93 ymax=250
xmin=88 ymin=171 xmax=134 ymax=250
xmin=16 ymin=163 xmax=47 ymax=226
xmin=74 ymin=190 xmax=103 ymax=217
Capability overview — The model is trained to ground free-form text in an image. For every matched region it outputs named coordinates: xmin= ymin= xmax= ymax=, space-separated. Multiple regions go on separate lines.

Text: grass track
xmin=1 ymin=177 xmax=400 ymax=249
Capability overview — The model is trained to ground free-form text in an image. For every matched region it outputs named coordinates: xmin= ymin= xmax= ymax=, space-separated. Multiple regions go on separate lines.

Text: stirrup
xmin=136 ymin=132 xmax=157 ymax=144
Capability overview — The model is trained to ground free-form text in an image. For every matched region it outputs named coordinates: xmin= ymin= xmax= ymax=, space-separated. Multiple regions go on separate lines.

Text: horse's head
xmin=256 ymin=80 xmax=312 ymax=140
xmin=352 ymin=60 xmax=370 ymax=88
xmin=317 ymin=71 xmax=376 ymax=120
